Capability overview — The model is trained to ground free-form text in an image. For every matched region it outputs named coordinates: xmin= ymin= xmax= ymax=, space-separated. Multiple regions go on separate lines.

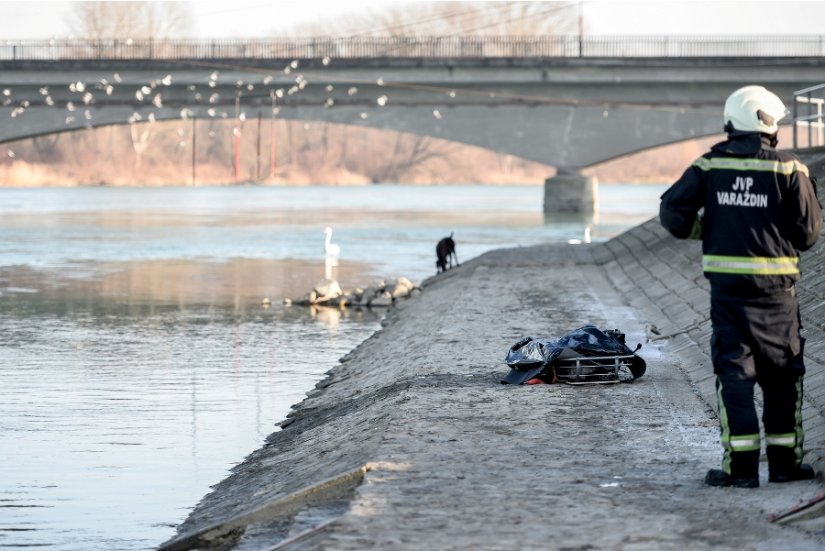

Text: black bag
xmin=503 ymin=325 xmax=646 ymax=385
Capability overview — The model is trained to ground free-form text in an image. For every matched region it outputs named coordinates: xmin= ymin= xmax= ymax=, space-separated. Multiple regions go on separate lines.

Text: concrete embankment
xmin=161 ymin=159 xmax=825 ymax=550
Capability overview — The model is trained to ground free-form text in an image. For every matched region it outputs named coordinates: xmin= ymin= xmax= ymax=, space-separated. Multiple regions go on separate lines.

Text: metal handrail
xmin=793 ymin=83 xmax=825 ymax=149
xmin=1 ymin=35 xmax=825 ymax=60
xmin=795 ymin=83 xmax=825 ymax=96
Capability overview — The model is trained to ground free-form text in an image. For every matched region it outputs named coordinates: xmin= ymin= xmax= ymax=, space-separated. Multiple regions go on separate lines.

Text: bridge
xmin=2 ymin=36 xmax=825 ymax=211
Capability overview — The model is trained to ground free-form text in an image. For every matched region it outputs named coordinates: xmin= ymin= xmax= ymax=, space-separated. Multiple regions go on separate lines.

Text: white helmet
xmin=723 ymin=85 xmax=788 ymax=134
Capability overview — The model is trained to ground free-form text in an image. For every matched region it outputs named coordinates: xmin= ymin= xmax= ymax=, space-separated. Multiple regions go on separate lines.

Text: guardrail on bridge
xmin=794 ymin=83 xmax=825 ymax=149
xmin=2 ymin=35 xmax=825 ymax=60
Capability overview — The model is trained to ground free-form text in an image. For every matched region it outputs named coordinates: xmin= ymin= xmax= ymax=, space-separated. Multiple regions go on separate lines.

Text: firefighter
xmin=660 ymin=85 xmax=822 ymax=488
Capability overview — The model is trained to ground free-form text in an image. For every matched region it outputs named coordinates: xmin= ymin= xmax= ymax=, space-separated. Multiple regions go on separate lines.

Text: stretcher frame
xmin=555 ymin=354 xmax=637 ymax=385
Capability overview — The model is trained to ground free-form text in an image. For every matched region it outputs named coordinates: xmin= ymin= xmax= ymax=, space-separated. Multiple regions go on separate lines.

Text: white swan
xmin=568 ymin=224 xmax=593 ymax=245
xmin=324 ymin=226 xmax=340 ymax=257
xmin=324 ymin=226 xmax=340 ymax=280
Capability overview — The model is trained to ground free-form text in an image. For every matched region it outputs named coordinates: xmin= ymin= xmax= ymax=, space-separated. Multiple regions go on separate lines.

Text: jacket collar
xmin=712 ymin=133 xmax=775 ymax=155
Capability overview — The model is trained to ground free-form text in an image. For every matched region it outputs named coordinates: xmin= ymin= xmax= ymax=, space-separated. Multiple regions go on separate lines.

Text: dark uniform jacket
xmin=660 ymin=134 xmax=822 ymax=296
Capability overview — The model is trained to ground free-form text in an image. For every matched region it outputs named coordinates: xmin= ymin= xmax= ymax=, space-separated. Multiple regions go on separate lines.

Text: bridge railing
xmin=794 ymin=83 xmax=825 ymax=149
xmin=2 ymin=35 xmax=825 ymax=60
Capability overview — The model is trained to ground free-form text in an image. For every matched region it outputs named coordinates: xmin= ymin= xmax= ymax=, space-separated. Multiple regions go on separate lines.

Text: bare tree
xmin=285 ymin=1 xmax=577 ymax=37
xmin=32 ymin=134 xmax=62 ymax=162
xmin=68 ymin=1 xmax=193 ymax=39
xmin=377 ymin=135 xmax=461 ymax=182
xmin=130 ymin=122 xmax=154 ymax=171
xmin=204 ymin=120 xmax=227 ymax=162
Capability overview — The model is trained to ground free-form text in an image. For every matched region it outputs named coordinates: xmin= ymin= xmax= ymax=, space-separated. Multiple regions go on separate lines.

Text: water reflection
xmin=0 ymin=257 xmax=372 ymax=317
xmin=0 ymin=260 xmax=381 ymax=550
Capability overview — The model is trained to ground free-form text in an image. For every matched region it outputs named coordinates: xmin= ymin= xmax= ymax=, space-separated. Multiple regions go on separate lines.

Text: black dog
xmin=435 ymin=233 xmax=459 ymax=273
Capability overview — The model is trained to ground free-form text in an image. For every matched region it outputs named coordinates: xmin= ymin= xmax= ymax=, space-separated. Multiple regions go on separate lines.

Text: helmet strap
xmin=725 ymin=123 xmax=759 ymax=138
xmin=761 ymin=132 xmax=779 ymax=148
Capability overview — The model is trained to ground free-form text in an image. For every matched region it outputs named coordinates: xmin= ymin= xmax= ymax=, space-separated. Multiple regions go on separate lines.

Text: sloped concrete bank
xmin=161 ymin=205 xmax=825 ymax=551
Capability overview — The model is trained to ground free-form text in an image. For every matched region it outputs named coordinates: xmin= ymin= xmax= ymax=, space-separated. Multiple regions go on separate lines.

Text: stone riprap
xmin=161 ymin=196 xmax=825 ymax=550
xmin=286 ymin=276 xmax=421 ymax=309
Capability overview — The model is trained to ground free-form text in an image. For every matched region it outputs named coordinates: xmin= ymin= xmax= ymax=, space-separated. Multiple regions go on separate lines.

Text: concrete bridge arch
xmin=3 ymin=56 xmax=823 ymax=169
xmin=2 ymin=37 xmax=825 ymax=210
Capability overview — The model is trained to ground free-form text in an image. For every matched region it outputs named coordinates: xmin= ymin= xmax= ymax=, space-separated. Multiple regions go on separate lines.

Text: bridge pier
xmin=543 ymin=169 xmax=598 ymax=215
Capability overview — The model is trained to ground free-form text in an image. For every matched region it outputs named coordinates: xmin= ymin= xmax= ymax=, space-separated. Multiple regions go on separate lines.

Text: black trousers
xmin=710 ymin=286 xmax=806 ymax=478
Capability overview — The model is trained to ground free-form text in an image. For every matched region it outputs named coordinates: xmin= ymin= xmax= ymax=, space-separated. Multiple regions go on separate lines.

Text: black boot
xmin=769 ymin=463 xmax=815 ymax=483
xmin=705 ymin=469 xmax=759 ymax=488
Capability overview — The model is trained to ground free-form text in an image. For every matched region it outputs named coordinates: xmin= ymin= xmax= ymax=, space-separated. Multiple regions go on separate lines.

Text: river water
xmin=0 ymin=184 xmax=665 ymax=550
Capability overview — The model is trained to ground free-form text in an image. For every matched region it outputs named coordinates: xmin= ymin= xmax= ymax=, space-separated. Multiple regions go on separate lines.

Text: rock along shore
xmin=160 ymin=171 xmax=825 ymax=551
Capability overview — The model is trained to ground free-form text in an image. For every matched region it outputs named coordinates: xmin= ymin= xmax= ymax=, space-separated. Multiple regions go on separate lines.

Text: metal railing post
xmin=793 ymin=92 xmax=798 ymax=149
xmin=807 ymin=92 xmax=811 ymax=147
xmin=819 ymin=100 xmax=824 ymax=146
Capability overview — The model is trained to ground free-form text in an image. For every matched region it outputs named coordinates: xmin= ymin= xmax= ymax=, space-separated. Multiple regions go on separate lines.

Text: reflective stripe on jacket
xmin=692 ymin=157 xmax=809 ymax=177
xmin=703 ymin=255 xmax=799 ymax=275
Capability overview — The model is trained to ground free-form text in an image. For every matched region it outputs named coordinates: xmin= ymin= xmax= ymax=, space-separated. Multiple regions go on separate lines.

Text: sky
xmin=1 ymin=0 xmax=825 ymax=39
